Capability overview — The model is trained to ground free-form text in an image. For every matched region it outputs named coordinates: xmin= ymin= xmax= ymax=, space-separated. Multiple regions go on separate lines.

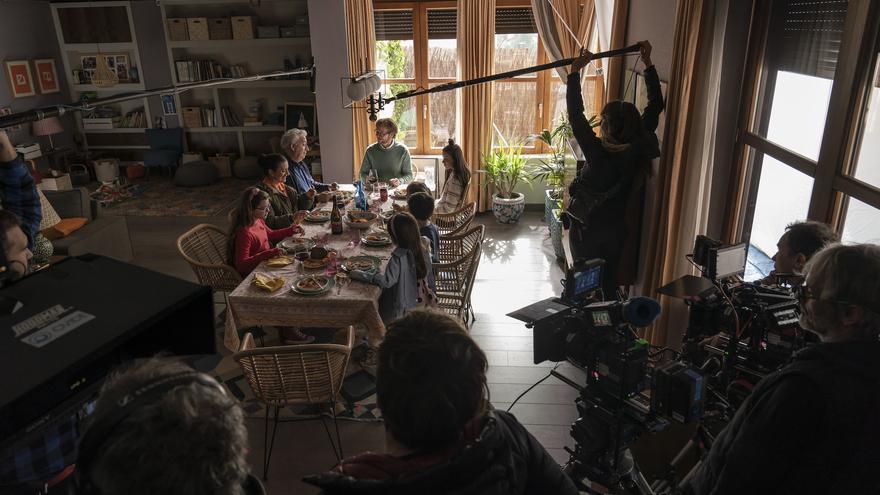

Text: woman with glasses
xmin=254 ymin=153 xmax=310 ymax=229
xmin=359 ymin=118 xmax=413 ymax=187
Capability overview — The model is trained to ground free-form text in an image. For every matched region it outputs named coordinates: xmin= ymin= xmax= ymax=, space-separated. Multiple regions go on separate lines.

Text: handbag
xmin=564 ymin=179 xmax=623 ymax=226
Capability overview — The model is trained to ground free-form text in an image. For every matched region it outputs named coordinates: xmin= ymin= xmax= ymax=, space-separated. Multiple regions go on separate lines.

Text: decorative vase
xmin=492 ymin=192 xmax=526 ymax=224
xmin=550 ymin=208 xmax=564 ymax=259
xmin=544 ymin=189 xmax=562 ymax=223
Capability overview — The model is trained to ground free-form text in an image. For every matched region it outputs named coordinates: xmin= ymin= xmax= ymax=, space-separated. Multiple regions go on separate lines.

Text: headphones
xmin=75 ymin=372 xmax=227 ymax=494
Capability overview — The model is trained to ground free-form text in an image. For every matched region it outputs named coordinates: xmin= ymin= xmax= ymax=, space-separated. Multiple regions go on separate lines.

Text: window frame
xmin=726 ymin=0 xmax=880 ymax=245
xmin=374 ymin=0 xmax=604 ymax=155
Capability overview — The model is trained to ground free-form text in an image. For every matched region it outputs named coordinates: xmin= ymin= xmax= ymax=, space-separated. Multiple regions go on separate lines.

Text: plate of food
xmin=391 ymin=187 xmax=408 ymax=200
xmin=291 ymin=275 xmax=334 ymax=295
xmin=346 ymin=210 xmax=378 ymax=229
xmin=336 ymin=190 xmax=354 ymax=202
xmin=279 ymin=237 xmax=316 ymax=253
xmin=362 ymin=233 xmax=392 ymax=246
xmin=305 ymin=210 xmax=331 ymax=223
xmin=341 ymin=255 xmax=381 ymax=273
xmin=302 ymin=256 xmax=330 ymax=269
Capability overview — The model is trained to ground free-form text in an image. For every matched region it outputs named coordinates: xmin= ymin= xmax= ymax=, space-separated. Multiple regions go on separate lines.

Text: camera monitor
xmin=564 ymin=258 xmax=604 ymax=303
xmin=710 ymin=243 xmax=747 ymax=280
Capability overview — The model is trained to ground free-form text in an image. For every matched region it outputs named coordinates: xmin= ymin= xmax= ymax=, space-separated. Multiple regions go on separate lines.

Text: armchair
xmin=144 ymin=128 xmax=184 ymax=172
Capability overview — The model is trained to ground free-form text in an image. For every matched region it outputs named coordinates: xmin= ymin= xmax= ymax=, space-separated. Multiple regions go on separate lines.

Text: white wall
xmin=308 ymin=0 xmax=354 ymax=183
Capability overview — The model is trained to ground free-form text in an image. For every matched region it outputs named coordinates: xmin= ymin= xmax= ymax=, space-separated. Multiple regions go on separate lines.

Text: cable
xmin=621 ymin=53 xmax=641 ymax=102
xmin=506 ymin=362 xmax=562 ymax=412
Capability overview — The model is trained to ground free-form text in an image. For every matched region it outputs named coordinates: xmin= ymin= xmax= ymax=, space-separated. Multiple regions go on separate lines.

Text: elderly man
xmin=75 ymin=358 xmax=264 ymax=495
xmin=280 ymin=128 xmax=336 ymax=204
xmin=359 ymin=118 xmax=413 ymax=187
xmin=688 ymin=243 xmax=880 ymax=494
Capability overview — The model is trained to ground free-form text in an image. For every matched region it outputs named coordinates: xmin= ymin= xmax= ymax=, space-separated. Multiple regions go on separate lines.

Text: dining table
xmin=223 ymin=184 xmax=405 ymax=351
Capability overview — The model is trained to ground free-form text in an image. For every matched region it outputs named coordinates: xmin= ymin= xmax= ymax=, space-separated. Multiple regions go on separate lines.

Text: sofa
xmin=42 ymin=187 xmax=133 ymax=261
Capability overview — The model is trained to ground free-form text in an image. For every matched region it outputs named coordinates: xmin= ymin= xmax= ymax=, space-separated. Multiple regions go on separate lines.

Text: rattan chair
xmin=437 ymin=224 xmax=485 ymax=264
xmin=176 ymin=223 xmax=241 ymax=292
xmin=432 ymin=232 xmax=483 ymax=326
xmin=234 ymin=327 xmax=355 ymax=480
xmin=433 ymin=201 xmax=476 ymax=237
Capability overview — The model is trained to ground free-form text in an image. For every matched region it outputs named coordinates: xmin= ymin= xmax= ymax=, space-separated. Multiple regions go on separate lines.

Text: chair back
xmin=234 ymin=328 xmax=354 ymax=406
xmin=433 ymin=201 xmax=476 ymax=236
xmin=437 ymin=224 xmax=485 ymax=264
xmin=176 ymin=223 xmax=242 ymax=292
xmin=432 ymin=228 xmax=483 ymax=323
xmin=146 ymin=128 xmax=184 ymax=151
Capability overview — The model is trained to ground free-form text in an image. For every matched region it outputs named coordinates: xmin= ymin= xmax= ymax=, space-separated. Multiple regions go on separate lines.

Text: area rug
xmin=100 ymin=177 xmax=252 ymax=217
xmin=211 ymin=326 xmax=383 ymax=422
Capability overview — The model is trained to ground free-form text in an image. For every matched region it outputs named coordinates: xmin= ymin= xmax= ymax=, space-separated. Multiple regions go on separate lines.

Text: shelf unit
xmin=158 ymin=0 xmax=314 ymax=158
xmin=50 ymin=1 xmax=151 ymax=156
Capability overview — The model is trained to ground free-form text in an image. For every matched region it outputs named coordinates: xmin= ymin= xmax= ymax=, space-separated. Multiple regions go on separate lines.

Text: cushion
xmin=42 ymin=217 xmax=88 ymax=241
xmin=174 ymin=160 xmax=219 ymax=187
xmin=233 ymin=156 xmax=262 ymax=180
xmin=38 ymin=189 xmax=62 ymax=230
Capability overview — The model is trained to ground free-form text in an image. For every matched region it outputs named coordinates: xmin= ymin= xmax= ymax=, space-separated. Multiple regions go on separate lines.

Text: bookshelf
xmin=50 ymin=1 xmax=152 ymax=156
xmin=159 ymin=0 xmax=315 ymax=158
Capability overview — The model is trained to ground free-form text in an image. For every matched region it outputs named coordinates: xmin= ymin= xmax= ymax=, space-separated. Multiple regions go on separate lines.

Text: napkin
xmin=266 ymin=255 xmax=293 ymax=268
xmin=253 ymin=272 xmax=285 ymax=292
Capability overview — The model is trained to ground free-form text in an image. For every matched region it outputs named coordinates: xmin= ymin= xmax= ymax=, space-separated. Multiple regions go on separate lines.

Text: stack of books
xmin=119 ymin=109 xmax=146 ymax=128
xmin=175 ymin=60 xmax=248 ymax=83
xmin=83 ymin=116 xmax=121 ymax=130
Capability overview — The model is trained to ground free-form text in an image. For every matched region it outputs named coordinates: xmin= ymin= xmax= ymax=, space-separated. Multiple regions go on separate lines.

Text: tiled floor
xmin=129 ymin=210 xmax=585 ymax=494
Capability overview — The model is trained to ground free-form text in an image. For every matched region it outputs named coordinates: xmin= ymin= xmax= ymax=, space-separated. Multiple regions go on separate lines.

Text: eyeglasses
xmin=793 ymin=284 xmax=855 ymax=306
xmin=375 ymin=130 xmax=392 ymax=137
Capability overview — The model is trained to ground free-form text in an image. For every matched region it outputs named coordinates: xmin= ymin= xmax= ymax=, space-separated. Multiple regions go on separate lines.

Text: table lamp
xmin=32 ymin=116 xmax=63 ymax=152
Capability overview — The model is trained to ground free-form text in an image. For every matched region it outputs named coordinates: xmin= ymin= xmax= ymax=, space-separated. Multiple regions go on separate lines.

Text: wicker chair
xmin=433 ymin=201 xmax=476 ymax=237
xmin=432 ymin=231 xmax=483 ymax=326
xmin=437 ymin=224 xmax=485 ymax=264
xmin=176 ymin=223 xmax=241 ymax=292
xmin=234 ymin=327 xmax=355 ymax=479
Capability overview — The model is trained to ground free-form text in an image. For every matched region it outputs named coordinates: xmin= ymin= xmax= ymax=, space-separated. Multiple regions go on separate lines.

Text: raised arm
xmin=638 ymin=41 xmax=664 ymax=132
xmin=566 ymin=50 xmax=603 ymax=166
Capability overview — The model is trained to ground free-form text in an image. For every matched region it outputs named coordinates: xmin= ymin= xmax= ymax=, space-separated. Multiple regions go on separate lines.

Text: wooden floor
xmin=129 ymin=210 xmax=585 ymax=494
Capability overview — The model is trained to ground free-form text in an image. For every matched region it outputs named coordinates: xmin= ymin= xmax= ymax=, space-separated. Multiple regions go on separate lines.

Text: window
xmin=735 ymin=0 xmax=880 ymax=261
xmin=374 ymin=2 xmax=603 ymax=154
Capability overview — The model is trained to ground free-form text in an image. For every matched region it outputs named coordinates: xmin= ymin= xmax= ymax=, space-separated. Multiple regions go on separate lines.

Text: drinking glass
xmin=424 ymin=166 xmax=435 ymax=192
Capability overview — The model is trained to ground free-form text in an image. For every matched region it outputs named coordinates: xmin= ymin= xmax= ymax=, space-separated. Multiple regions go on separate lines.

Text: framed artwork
xmin=4 ymin=60 xmax=36 ymax=98
xmin=33 ymin=59 xmax=60 ymax=94
xmin=161 ymin=94 xmax=177 ymax=115
xmin=0 ymin=107 xmax=23 ymax=131
xmin=106 ymin=54 xmax=129 ymax=82
xmin=284 ymin=102 xmax=317 ymax=137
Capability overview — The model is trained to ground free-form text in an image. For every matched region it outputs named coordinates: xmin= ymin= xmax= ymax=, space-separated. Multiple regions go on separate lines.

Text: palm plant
xmin=480 ymin=142 xmax=532 ymax=199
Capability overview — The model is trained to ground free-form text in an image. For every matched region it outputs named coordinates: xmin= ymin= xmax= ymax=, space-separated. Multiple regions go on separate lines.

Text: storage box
xmin=182 ymin=107 xmax=203 ymax=128
xmin=166 ymin=18 xmax=188 ymax=41
xmin=231 ymin=16 xmax=255 ymax=40
xmin=257 ymin=25 xmax=280 ymax=39
xmin=209 ymin=154 xmax=236 ymax=178
xmin=37 ymin=174 xmax=73 ymax=191
xmin=186 ymin=17 xmax=209 ymax=41
xmin=182 ymin=152 xmax=203 ymax=164
xmin=94 ymin=159 xmax=120 ymax=183
xmin=280 ymin=26 xmax=298 ymax=38
xmin=208 ymin=18 xmax=232 ymax=40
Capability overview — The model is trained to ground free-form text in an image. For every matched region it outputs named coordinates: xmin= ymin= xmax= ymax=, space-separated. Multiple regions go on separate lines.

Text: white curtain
xmin=593 ymin=0 xmax=614 ymax=88
xmin=531 ymin=0 xmax=595 ymax=80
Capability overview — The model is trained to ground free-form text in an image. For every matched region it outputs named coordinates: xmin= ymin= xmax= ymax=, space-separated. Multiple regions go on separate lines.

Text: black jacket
xmin=689 ymin=341 xmax=880 ymax=495
xmin=253 ymin=181 xmax=309 ymax=229
xmin=304 ymin=410 xmax=578 ymax=495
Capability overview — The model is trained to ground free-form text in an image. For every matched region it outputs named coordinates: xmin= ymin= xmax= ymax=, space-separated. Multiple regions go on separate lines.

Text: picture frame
xmin=284 ymin=102 xmax=317 ymax=138
xmin=0 ymin=107 xmax=23 ymax=131
xmin=4 ymin=60 xmax=36 ymax=98
xmin=161 ymin=94 xmax=177 ymax=116
xmin=33 ymin=58 xmax=60 ymax=94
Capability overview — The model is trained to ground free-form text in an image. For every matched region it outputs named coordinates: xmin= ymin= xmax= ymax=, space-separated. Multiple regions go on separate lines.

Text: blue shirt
xmin=420 ymin=223 xmax=440 ymax=263
xmin=285 ymin=159 xmax=329 ymax=194
xmin=0 ymin=155 xmax=40 ymax=249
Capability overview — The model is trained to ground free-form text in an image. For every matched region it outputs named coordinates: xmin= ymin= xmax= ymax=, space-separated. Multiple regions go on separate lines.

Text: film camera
xmin=509 ymin=259 xmax=705 ymax=494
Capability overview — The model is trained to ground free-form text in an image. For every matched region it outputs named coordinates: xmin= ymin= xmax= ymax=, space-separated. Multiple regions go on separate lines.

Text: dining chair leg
xmin=263 ymin=405 xmax=280 ymax=480
xmin=331 ymin=398 xmax=344 ymax=460
xmin=262 ymin=405 xmax=270 ymax=480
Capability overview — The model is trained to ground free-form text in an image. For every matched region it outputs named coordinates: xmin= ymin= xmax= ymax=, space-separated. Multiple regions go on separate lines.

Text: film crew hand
xmin=571 ymin=48 xmax=594 ymax=74
xmin=639 ymin=40 xmax=653 ymax=67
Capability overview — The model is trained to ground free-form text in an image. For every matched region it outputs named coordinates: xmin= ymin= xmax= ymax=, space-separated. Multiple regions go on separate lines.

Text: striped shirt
xmin=435 ymin=172 xmax=466 ymax=214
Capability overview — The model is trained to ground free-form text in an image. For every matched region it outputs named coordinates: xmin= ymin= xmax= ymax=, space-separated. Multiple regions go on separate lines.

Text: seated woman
xmin=254 ymin=153 xmax=310 ymax=229
xmin=281 ymin=128 xmax=336 ymax=203
xmin=358 ymin=118 xmax=413 ymax=187
xmin=435 ymin=139 xmax=470 ymax=214
xmin=227 ymin=187 xmax=305 ymax=277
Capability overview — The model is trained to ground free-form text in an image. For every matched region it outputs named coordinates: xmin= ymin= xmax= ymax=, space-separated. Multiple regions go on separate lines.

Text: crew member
xmin=758 ymin=220 xmax=838 ymax=285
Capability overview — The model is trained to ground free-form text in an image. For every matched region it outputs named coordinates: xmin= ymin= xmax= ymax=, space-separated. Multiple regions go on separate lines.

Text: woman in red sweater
xmin=227 ymin=187 xmax=306 ymax=277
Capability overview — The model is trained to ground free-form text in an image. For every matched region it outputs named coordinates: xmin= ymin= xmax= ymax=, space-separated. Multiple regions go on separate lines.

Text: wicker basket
xmin=231 ymin=16 xmax=255 ymax=40
xmin=187 ymin=17 xmax=209 ymax=41
xmin=166 ymin=18 xmax=188 ymax=41
xmin=208 ymin=18 xmax=232 ymax=40
xmin=182 ymin=107 xmax=203 ymax=128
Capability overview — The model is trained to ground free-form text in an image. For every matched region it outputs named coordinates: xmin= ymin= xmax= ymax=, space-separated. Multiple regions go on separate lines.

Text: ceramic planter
xmin=492 ymin=192 xmax=525 ymax=224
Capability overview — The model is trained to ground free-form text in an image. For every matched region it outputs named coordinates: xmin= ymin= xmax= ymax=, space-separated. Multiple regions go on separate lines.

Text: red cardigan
xmin=233 ymin=218 xmax=301 ymax=276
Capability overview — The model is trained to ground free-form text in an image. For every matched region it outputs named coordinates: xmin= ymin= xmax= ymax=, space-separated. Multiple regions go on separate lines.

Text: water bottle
xmin=355 ymin=179 xmax=367 ymax=211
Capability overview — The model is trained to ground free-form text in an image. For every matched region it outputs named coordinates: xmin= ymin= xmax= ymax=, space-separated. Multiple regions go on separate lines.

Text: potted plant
xmin=532 ymin=118 xmax=572 ymax=223
xmin=480 ymin=142 xmax=532 ymax=224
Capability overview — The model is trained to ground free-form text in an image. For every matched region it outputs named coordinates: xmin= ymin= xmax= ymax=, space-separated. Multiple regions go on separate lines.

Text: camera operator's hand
xmin=0 ymin=130 xmax=17 ymax=162
xmin=571 ymin=48 xmax=594 ymax=74
xmin=639 ymin=40 xmax=653 ymax=68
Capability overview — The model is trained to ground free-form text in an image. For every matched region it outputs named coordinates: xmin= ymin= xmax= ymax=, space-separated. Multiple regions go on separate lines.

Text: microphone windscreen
xmin=346 ymin=80 xmax=367 ymax=101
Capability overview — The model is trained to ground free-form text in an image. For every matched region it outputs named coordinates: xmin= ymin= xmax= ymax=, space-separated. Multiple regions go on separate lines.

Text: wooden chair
xmin=234 ymin=327 xmax=354 ymax=480
xmin=432 ymin=232 xmax=483 ymax=326
xmin=437 ymin=224 xmax=485 ymax=264
xmin=176 ymin=223 xmax=241 ymax=292
xmin=433 ymin=201 xmax=476 ymax=237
